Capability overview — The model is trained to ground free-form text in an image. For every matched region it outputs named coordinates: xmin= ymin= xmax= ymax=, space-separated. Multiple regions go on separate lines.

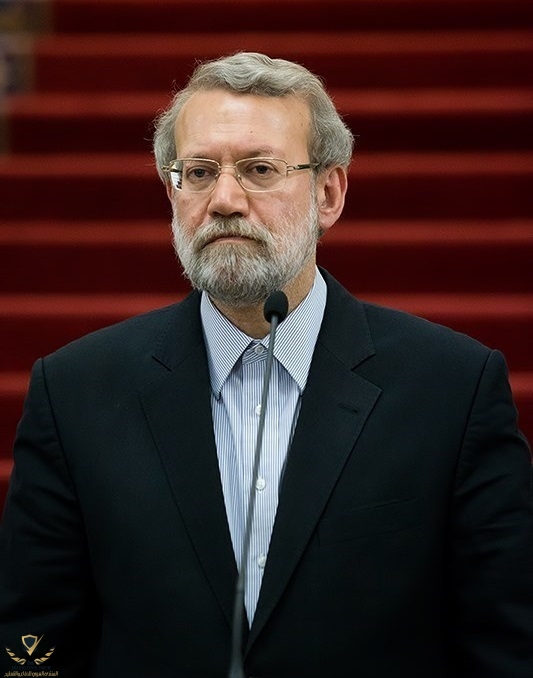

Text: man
xmin=1 ymin=52 xmax=532 ymax=677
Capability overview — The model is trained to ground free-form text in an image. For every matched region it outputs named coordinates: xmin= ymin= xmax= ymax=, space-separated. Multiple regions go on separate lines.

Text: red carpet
xmin=1 ymin=0 xmax=532 ymax=508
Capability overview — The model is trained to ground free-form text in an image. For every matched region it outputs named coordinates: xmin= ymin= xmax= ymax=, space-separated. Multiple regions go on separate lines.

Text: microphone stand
xmin=228 ymin=292 xmax=288 ymax=678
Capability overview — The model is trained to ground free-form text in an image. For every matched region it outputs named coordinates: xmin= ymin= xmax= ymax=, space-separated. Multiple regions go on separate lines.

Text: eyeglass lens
xmin=170 ymin=158 xmax=288 ymax=192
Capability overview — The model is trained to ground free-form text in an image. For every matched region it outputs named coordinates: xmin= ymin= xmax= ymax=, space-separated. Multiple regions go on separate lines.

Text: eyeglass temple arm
xmin=287 ymin=163 xmax=319 ymax=172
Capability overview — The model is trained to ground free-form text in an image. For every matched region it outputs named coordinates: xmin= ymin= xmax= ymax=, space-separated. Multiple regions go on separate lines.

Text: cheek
xmin=252 ymin=194 xmax=302 ymax=228
xmin=276 ymin=192 xmax=313 ymax=227
xmin=172 ymin=195 xmax=207 ymax=231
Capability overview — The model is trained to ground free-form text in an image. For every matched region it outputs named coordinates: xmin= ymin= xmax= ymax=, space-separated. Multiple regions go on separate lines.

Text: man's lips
xmin=202 ymin=234 xmax=259 ymax=247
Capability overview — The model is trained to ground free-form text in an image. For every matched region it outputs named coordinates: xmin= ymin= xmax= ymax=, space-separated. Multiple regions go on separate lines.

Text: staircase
xmin=1 ymin=0 xmax=532 ymax=509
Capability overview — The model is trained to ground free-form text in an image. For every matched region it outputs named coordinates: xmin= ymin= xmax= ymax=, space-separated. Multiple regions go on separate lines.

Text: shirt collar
xmin=201 ymin=268 xmax=327 ymax=398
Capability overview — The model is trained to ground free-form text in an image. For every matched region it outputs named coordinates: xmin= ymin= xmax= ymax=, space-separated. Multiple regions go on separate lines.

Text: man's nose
xmin=207 ymin=169 xmax=250 ymax=218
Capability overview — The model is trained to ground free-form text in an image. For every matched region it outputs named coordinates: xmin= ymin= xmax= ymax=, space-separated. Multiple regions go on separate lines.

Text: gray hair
xmin=152 ymin=52 xmax=354 ymax=182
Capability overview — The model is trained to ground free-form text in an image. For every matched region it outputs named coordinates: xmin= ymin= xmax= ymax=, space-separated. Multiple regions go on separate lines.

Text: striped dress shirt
xmin=200 ymin=269 xmax=327 ymax=622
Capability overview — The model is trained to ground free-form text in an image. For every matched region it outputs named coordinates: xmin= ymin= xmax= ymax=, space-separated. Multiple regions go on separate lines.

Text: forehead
xmin=174 ymin=89 xmax=311 ymax=158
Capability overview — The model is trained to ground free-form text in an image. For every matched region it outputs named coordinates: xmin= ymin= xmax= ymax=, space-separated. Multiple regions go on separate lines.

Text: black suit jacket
xmin=1 ymin=271 xmax=532 ymax=677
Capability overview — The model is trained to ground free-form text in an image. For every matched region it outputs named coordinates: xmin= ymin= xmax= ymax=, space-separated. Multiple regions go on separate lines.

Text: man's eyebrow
xmin=245 ymin=149 xmax=278 ymax=157
xmin=178 ymin=149 xmax=280 ymax=160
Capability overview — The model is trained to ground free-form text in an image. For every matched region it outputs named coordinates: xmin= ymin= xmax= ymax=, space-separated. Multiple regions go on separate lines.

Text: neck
xmin=209 ymin=266 xmax=316 ymax=338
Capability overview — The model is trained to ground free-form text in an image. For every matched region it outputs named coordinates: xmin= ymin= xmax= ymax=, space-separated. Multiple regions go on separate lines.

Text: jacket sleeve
xmin=0 ymin=358 xmax=99 ymax=676
xmin=448 ymin=349 xmax=533 ymax=677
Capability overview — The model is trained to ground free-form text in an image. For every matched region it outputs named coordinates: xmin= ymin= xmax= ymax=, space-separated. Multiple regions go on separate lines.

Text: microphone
xmin=263 ymin=290 xmax=289 ymax=325
xmin=228 ymin=290 xmax=289 ymax=678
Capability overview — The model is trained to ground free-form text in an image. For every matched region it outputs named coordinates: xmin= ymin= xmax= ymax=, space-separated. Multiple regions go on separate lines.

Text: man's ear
xmin=165 ymin=181 xmax=173 ymax=202
xmin=316 ymin=165 xmax=348 ymax=234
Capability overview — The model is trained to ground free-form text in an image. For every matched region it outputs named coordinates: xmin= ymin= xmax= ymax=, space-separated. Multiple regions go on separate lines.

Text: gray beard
xmin=171 ymin=201 xmax=320 ymax=307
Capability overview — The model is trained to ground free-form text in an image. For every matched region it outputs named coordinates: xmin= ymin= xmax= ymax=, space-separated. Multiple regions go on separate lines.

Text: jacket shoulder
xmin=41 ymin=292 xmax=201 ymax=377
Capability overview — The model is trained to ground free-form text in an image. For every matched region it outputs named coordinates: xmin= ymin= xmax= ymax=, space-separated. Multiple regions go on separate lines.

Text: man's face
xmin=168 ymin=89 xmax=321 ymax=306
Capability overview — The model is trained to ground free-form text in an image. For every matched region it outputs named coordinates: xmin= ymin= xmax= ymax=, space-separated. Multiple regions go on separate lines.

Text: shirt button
xmin=255 ymin=477 xmax=266 ymax=491
xmin=254 ymin=344 xmax=265 ymax=355
xmin=257 ymin=554 xmax=267 ymax=568
xmin=255 ymin=404 xmax=262 ymax=415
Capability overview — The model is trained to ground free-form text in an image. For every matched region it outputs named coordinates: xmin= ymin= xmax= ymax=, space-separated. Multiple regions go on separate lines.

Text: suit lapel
xmin=137 ymin=293 xmax=238 ymax=628
xmin=247 ymin=273 xmax=382 ymax=648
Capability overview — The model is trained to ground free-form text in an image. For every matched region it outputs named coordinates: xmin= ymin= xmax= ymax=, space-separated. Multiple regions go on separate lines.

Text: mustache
xmin=191 ymin=217 xmax=273 ymax=251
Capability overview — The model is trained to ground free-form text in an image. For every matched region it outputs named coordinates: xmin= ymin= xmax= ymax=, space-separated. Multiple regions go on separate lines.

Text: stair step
xmin=30 ymin=31 xmax=533 ymax=92
xmin=320 ymin=220 xmax=533 ymax=294
xmin=51 ymin=0 xmax=533 ymax=34
xmin=0 ymin=292 xmax=531 ymax=372
xmin=5 ymin=88 xmax=532 ymax=154
xmin=0 ymin=293 xmax=180 ymax=373
xmin=1 ymin=152 xmax=532 ymax=220
xmin=0 ymin=220 xmax=531 ymax=294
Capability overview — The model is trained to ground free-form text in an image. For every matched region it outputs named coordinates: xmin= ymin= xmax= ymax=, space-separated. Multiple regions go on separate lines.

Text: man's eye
xmin=254 ymin=164 xmax=272 ymax=175
xmin=244 ymin=162 xmax=277 ymax=177
xmin=185 ymin=166 xmax=217 ymax=183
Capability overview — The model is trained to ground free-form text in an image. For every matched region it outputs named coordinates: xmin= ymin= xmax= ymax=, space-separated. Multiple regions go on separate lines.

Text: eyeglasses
xmin=161 ymin=157 xmax=319 ymax=193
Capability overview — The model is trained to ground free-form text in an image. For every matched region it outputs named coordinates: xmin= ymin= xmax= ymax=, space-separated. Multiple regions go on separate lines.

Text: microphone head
xmin=264 ymin=291 xmax=289 ymax=324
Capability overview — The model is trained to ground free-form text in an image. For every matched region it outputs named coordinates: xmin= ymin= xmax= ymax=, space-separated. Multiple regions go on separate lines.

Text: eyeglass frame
xmin=161 ymin=156 xmax=320 ymax=193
